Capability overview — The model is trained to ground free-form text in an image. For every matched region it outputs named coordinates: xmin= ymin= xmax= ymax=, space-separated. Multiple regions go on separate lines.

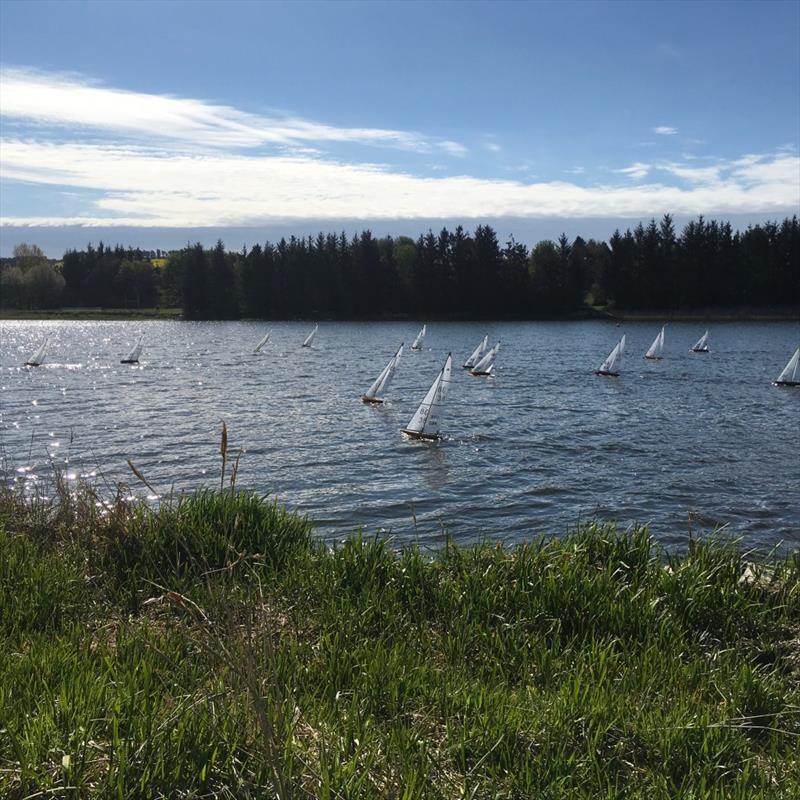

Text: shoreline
xmin=1 ymin=306 xmax=798 ymax=322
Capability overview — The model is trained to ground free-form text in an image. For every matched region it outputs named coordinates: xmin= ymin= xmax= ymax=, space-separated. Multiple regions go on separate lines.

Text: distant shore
xmin=1 ymin=305 xmax=798 ymax=322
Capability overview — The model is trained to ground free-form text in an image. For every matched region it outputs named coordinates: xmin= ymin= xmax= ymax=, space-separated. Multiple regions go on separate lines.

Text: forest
xmin=1 ymin=215 xmax=798 ymax=317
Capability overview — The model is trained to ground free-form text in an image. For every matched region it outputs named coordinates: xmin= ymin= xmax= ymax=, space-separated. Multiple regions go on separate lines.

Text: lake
xmin=1 ymin=319 xmax=798 ymax=549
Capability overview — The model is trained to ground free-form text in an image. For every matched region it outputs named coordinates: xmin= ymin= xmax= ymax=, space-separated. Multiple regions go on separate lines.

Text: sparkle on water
xmin=1 ymin=320 xmax=798 ymax=548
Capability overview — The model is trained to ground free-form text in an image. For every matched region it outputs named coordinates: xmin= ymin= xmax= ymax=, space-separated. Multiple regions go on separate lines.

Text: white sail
xmin=403 ymin=354 xmax=452 ymax=439
xmin=463 ymin=335 xmax=488 ymax=369
xmin=775 ymin=347 xmax=800 ymax=385
xmin=25 ymin=336 xmax=49 ymax=366
xmin=471 ymin=342 xmax=499 ymax=375
xmin=363 ymin=343 xmax=403 ymax=401
xmin=597 ymin=334 xmax=625 ymax=375
xmin=691 ymin=330 xmax=709 ymax=352
xmin=254 ymin=329 xmax=271 ymax=352
xmin=302 ymin=324 xmax=318 ymax=347
xmin=645 ymin=325 xmax=665 ymax=359
xmin=411 ymin=324 xmax=426 ymax=350
xmin=122 ymin=336 xmax=143 ymax=363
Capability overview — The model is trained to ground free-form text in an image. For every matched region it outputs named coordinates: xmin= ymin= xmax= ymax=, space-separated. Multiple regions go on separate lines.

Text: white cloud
xmin=1 ymin=66 xmax=798 ymax=229
xmin=653 ymin=126 xmax=678 ymax=135
xmin=616 ymin=162 xmax=651 ymax=180
xmin=1 ymin=140 xmax=798 ymax=227
xmin=0 ymin=66 xmax=466 ymax=155
xmin=485 ymin=142 xmax=502 ymax=153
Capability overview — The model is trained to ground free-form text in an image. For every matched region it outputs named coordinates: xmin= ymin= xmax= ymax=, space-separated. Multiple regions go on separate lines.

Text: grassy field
xmin=0 ymin=307 xmax=182 ymax=321
xmin=1 ymin=474 xmax=799 ymax=798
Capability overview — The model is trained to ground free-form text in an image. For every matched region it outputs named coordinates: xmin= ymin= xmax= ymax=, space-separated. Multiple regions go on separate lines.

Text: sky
xmin=1 ymin=0 xmax=798 ymax=256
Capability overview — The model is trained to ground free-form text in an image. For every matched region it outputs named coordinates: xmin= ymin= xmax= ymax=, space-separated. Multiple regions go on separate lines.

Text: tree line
xmin=2 ymin=216 xmax=797 ymax=316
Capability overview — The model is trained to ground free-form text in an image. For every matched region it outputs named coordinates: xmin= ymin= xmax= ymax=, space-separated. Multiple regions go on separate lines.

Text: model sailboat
xmin=302 ymin=324 xmax=318 ymax=348
xmin=410 ymin=324 xmax=426 ymax=351
xmin=774 ymin=346 xmax=800 ymax=387
xmin=120 ymin=336 xmax=143 ymax=364
xmin=25 ymin=336 xmax=49 ymax=367
xmin=644 ymin=325 xmax=666 ymax=360
xmin=470 ymin=342 xmax=499 ymax=376
xmin=254 ymin=329 xmax=271 ymax=353
xmin=402 ymin=353 xmax=452 ymax=440
xmin=362 ymin=343 xmax=403 ymax=404
xmin=463 ymin=335 xmax=488 ymax=370
xmin=691 ymin=330 xmax=709 ymax=353
xmin=595 ymin=335 xmax=626 ymax=377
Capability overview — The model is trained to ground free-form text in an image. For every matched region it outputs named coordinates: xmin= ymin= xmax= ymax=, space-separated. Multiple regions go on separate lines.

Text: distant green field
xmin=1 ymin=478 xmax=798 ymax=798
xmin=0 ymin=307 xmax=182 ymax=320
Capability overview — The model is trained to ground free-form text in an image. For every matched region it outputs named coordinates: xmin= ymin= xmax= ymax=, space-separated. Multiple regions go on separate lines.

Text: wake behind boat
xmin=463 ymin=335 xmax=488 ymax=369
xmin=25 ymin=336 xmax=49 ymax=367
xmin=302 ymin=324 xmax=318 ymax=348
xmin=402 ymin=353 xmax=452 ymax=440
xmin=690 ymin=330 xmax=709 ymax=353
xmin=362 ymin=343 xmax=403 ymax=404
xmin=410 ymin=324 xmax=426 ymax=351
xmin=121 ymin=336 xmax=143 ymax=364
xmin=644 ymin=325 xmax=666 ymax=360
xmin=470 ymin=341 xmax=499 ymax=376
xmin=595 ymin=334 xmax=626 ymax=377
xmin=774 ymin=346 xmax=800 ymax=387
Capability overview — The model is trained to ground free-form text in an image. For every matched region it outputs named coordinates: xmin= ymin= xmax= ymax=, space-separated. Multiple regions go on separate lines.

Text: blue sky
xmin=1 ymin=0 xmax=798 ymax=255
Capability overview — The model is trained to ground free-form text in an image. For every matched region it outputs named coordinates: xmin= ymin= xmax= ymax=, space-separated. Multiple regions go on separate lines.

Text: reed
xmin=1 ymin=478 xmax=798 ymax=798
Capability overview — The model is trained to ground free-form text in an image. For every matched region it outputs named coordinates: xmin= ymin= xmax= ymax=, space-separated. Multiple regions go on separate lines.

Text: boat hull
xmin=691 ymin=348 xmax=709 ymax=353
xmin=24 ymin=361 xmax=41 ymax=367
xmin=401 ymin=429 xmax=440 ymax=441
xmin=644 ymin=355 xmax=663 ymax=361
xmin=470 ymin=370 xmax=492 ymax=377
xmin=774 ymin=380 xmax=800 ymax=387
xmin=120 ymin=359 xmax=139 ymax=364
xmin=594 ymin=369 xmax=619 ymax=377
xmin=361 ymin=396 xmax=384 ymax=404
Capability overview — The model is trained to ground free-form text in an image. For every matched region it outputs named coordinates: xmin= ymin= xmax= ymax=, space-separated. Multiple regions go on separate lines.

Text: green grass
xmin=1 ymin=480 xmax=798 ymax=798
xmin=0 ymin=307 xmax=182 ymax=320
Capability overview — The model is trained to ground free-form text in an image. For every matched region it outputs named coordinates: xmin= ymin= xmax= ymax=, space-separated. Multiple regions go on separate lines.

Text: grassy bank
xmin=0 ymin=307 xmax=182 ymax=320
xmin=1 ymin=482 xmax=799 ymax=798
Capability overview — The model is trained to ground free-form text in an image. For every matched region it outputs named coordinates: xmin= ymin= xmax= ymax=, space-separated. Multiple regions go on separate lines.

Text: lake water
xmin=1 ymin=320 xmax=798 ymax=549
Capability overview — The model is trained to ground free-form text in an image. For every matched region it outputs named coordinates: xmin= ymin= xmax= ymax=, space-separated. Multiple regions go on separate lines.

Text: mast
xmin=691 ymin=330 xmax=709 ymax=352
xmin=402 ymin=353 xmax=452 ymax=439
xmin=121 ymin=336 xmax=143 ymax=364
xmin=470 ymin=342 xmax=499 ymax=376
xmin=302 ymin=324 xmax=318 ymax=347
xmin=645 ymin=325 xmax=665 ymax=360
xmin=362 ymin=343 xmax=403 ymax=403
xmin=596 ymin=335 xmax=625 ymax=376
xmin=254 ymin=329 xmax=271 ymax=352
xmin=25 ymin=336 xmax=49 ymax=367
xmin=463 ymin=335 xmax=488 ymax=369
xmin=775 ymin=346 xmax=800 ymax=386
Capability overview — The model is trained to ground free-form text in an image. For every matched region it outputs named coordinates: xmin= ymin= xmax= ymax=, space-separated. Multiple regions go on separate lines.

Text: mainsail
xmin=691 ymin=330 xmax=709 ymax=352
xmin=302 ymin=324 xmax=318 ymax=347
xmin=775 ymin=346 xmax=800 ymax=386
xmin=25 ymin=336 xmax=49 ymax=366
xmin=121 ymin=336 xmax=143 ymax=364
xmin=470 ymin=342 xmax=499 ymax=376
xmin=362 ymin=343 xmax=404 ymax=403
xmin=410 ymin=324 xmax=427 ymax=350
xmin=402 ymin=353 xmax=452 ymax=439
xmin=644 ymin=325 xmax=666 ymax=359
xmin=254 ymin=329 xmax=271 ymax=352
xmin=463 ymin=335 xmax=488 ymax=369
xmin=596 ymin=335 xmax=626 ymax=376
